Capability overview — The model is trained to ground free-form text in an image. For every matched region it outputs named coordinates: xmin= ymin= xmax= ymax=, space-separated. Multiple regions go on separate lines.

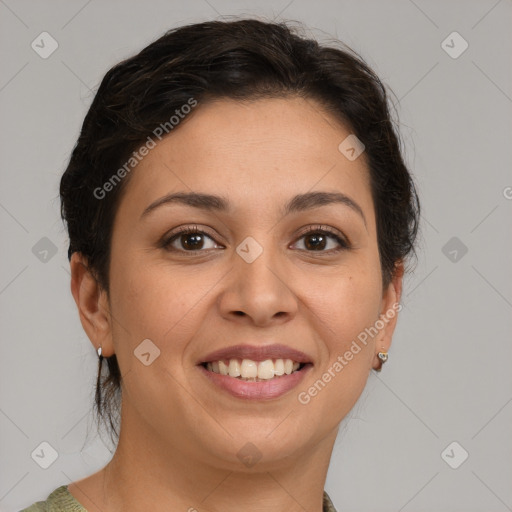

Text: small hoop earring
xmin=97 ymin=345 xmax=102 ymax=358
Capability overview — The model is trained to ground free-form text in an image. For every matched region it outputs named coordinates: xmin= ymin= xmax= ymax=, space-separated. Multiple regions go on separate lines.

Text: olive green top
xmin=20 ymin=486 xmax=85 ymax=512
xmin=20 ymin=484 xmax=338 ymax=511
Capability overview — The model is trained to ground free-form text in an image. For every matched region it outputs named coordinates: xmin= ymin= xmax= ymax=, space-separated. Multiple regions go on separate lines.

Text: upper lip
xmin=199 ymin=344 xmax=313 ymax=364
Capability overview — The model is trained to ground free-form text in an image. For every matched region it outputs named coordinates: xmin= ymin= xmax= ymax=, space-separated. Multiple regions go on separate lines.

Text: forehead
xmin=117 ymin=97 xmax=373 ymax=220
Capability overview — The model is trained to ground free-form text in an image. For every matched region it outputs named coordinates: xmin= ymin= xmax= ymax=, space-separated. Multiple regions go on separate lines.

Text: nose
xmin=217 ymin=239 xmax=298 ymax=327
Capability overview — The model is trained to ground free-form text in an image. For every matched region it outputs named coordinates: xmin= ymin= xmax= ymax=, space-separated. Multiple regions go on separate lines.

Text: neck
xmin=98 ymin=404 xmax=338 ymax=512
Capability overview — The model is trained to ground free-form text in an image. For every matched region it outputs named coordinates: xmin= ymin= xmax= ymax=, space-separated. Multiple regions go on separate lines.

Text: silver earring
xmin=377 ymin=351 xmax=388 ymax=363
xmin=97 ymin=345 xmax=102 ymax=358
xmin=375 ymin=351 xmax=388 ymax=372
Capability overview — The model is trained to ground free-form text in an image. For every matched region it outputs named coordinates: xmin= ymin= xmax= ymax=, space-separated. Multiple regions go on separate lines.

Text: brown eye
xmin=177 ymin=232 xmax=207 ymax=250
xmin=293 ymin=226 xmax=350 ymax=253
xmin=303 ymin=232 xmax=328 ymax=251
xmin=162 ymin=226 xmax=220 ymax=252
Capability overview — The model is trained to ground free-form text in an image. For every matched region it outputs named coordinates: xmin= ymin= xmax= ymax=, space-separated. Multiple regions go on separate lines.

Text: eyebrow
xmin=140 ymin=190 xmax=367 ymax=226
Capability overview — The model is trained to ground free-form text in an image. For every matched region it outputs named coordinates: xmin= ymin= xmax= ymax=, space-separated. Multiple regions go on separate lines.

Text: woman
xmin=22 ymin=17 xmax=419 ymax=512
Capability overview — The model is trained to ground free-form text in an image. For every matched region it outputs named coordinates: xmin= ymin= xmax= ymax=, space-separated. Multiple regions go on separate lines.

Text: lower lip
xmin=198 ymin=364 xmax=312 ymax=400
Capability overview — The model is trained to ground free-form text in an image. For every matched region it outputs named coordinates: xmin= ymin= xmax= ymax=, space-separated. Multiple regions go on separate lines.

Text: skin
xmin=68 ymin=97 xmax=403 ymax=512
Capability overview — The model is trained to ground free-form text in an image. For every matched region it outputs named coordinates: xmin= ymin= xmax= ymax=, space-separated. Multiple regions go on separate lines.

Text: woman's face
xmin=82 ymin=97 xmax=401 ymax=470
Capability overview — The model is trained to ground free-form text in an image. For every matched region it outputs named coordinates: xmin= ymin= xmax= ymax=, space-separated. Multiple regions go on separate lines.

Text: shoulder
xmin=20 ymin=485 xmax=86 ymax=512
xmin=21 ymin=486 xmax=335 ymax=512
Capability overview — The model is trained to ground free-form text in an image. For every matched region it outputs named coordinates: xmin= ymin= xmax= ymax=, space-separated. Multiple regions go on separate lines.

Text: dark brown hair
xmin=60 ymin=18 xmax=420 ymax=445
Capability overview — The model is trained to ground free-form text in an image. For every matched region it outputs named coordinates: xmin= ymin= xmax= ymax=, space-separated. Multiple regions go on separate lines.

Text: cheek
xmin=303 ymin=258 xmax=382 ymax=348
xmin=296 ymin=262 xmax=383 ymax=415
xmin=334 ymin=274 xmax=381 ymax=340
xmin=108 ymin=261 xmax=221 ymax=362
xmin=106 ymin=262 xmax=215 ymax=423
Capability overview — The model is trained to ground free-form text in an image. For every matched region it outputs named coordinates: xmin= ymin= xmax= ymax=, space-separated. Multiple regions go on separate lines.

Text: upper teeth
xmin=206 ymin=358 xmax=301 ymax=379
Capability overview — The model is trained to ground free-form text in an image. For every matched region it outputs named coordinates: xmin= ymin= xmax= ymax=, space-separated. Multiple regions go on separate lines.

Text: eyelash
xmin=161 ymin=224 xmax=350 ymax=255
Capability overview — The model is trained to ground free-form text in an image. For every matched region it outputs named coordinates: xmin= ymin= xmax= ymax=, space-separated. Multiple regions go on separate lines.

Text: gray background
xmin=1 ymin=1 xmax=511 ymax=511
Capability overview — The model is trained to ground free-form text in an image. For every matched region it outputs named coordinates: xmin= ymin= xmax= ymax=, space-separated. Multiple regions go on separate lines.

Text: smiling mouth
xmin=201 ymin=358 xmax=308 ymax=382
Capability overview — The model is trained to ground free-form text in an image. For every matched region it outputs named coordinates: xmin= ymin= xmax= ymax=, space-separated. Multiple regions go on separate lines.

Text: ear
xmin=70 ymin=252 xmax=114 ymax=357
xmin=371 ymin=261 xmax=404 ymax=371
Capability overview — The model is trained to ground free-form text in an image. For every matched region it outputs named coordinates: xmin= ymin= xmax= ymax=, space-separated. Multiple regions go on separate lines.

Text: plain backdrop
xmin=1 ymin=1 xmax=511 ymax=511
